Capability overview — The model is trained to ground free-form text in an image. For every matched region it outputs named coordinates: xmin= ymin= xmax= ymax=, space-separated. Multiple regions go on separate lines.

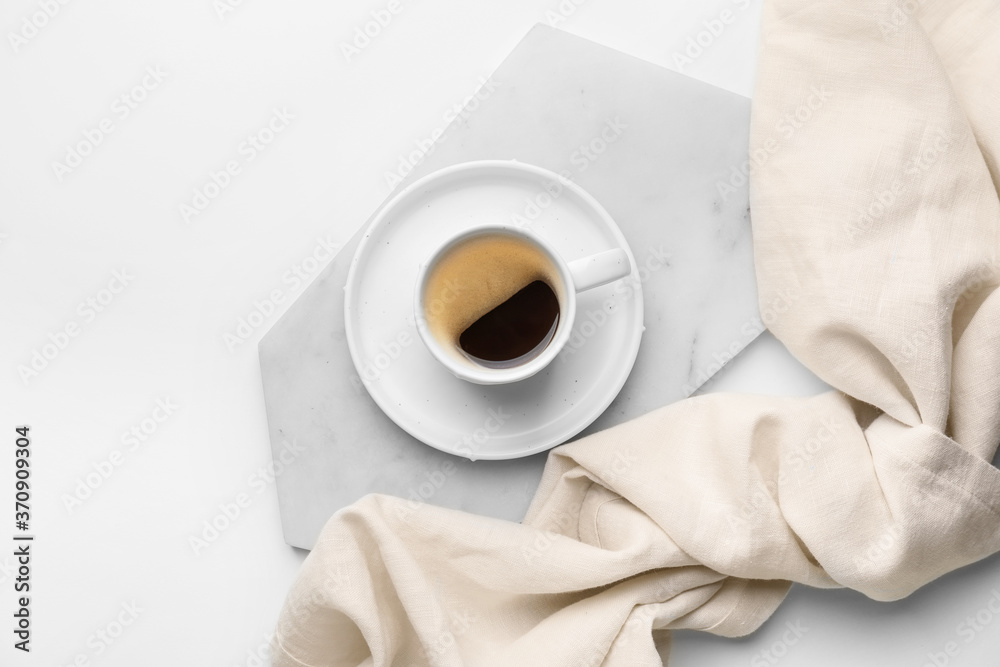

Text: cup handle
xmin=567 ymin=248 xmax=632 ymax=293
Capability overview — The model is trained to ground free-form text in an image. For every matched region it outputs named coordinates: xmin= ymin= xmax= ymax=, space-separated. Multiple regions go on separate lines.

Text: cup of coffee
xmin=415 ymin=224 xmax=631 ymax=385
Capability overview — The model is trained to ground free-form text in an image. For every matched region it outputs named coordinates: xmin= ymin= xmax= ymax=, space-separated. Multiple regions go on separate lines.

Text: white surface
xmin=1 ymin=2 xmax=996 ymax=667
xmin=345 ymin=161 xmax=643 ymax=457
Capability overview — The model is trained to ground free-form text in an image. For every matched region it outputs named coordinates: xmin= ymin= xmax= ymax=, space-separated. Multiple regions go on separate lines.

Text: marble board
xmin=259 ymin=24 xmax=760 ymax=550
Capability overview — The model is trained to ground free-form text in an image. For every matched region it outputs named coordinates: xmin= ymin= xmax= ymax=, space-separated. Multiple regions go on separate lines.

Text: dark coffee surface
xmin=459 ymin=281 xmax=559 ymax=362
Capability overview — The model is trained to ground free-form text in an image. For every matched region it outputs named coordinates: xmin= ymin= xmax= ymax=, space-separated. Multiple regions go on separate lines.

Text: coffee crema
xmin=422 ymin=233 xmax=563 ymax=363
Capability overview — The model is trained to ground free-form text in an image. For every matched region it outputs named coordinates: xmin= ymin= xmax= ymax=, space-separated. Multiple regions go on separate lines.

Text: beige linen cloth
xmin=272 ymin=0 xmax=1000 ymax=664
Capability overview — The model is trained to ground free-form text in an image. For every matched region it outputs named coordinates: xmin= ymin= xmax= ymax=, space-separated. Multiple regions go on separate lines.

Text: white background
xmin=2 ymin=0 xmax=998 ymax=665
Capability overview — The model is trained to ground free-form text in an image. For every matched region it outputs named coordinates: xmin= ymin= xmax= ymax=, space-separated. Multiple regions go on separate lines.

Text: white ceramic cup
xmin=414 ymin=224 xmax=631 ymax=385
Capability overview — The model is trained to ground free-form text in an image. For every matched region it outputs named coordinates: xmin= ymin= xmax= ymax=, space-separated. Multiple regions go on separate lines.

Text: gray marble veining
xmin=259 ymin=24 xmax=760 ymax=550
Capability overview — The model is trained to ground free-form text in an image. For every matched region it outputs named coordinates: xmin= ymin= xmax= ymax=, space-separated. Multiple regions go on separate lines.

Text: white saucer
xmin=344 ymin=160 xmax=643 ymax=460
